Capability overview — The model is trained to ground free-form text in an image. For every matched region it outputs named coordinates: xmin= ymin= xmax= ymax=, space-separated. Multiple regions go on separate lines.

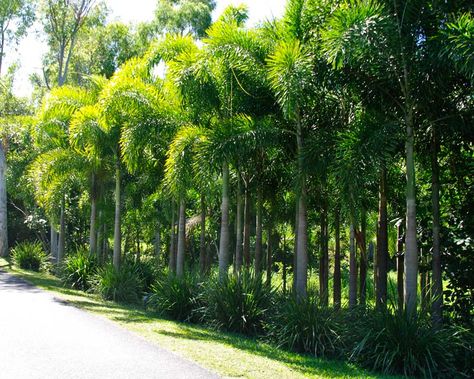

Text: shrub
xmin=93 ymin=263 xmax=143 ymax=303
xmin=60 ymin=249 xmax=97 ymax=290
xmin=11 ymin=242 xmax=49 ymax=272
xmin=202 ymin=271 xmax=275 ymax=335
xmin=349 ymin=309 xmax=466 ymax=377
xmin=125 ymin=258 xmax=157 ymax=292
xmin=148 ymin=272 xmax=202 ymax=322
xmin=266 ymin=295 xmax=345 ymax=358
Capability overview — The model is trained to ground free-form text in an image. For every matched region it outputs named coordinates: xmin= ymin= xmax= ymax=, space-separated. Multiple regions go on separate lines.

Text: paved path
xmin=0 ymin=270 xmax=218 ymax=379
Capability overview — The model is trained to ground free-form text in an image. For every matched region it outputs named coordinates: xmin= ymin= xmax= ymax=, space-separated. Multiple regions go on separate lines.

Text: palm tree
xmin=267 ymin=38 xmax=312 ymax=298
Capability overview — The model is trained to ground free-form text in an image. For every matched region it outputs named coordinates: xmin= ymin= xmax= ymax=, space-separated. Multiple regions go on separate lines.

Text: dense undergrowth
xmin=10 ymin=243 xmax=471 ymax=379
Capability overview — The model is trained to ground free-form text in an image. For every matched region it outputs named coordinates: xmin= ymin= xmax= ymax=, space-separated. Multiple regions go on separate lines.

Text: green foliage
xmin=349 ymin=309 xmax=467 ymax=377
xmin=202 ymin=271 xmax=275 ymax=335
xmin=125 ymin=258 xmax=158 ymax=293
xmin=60 ymin=249 xmax=97 ymax=290
xmin=148 ymin=272 xmax=202 ymax=322
xmin=11 ymin=241 xmax=49 ymax=272
xmin=93 ymin=264 xmax=143 ymax=303
xmin=266 ymin=295 xmax=345 ymax=358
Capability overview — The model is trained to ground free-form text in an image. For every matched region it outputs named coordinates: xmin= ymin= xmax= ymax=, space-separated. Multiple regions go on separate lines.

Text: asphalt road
xmin=0 ymin=270 xmax=218 ymax=379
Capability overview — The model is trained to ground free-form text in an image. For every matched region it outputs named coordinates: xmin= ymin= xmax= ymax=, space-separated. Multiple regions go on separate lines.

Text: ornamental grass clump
xmin=11 ymin=242 xmax=49 ymax=272
xmin=60 ymin=249 xmax=97 ymax=290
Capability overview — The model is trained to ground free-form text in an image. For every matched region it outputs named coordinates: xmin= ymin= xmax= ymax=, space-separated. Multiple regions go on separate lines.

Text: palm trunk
xmin=404 ymin=108 xmax=418 ymax=314
xmin=349 ymin=221 xmax=357 ymax=308
xmin=243 ymin=185 xmax=250 ymax=269
xmin=235 ymin=178 xmax=243 ymax=273
xmin=50 ymin=223 xmax=58 ymax=260
xmin=319 ymin=202 xmax=329 ymax=306
xmin=266 ymin=223 xmax=273 ymax=285
xmin=154 ymin=221 xmax=161 ymax=260
xmin=169 ymin=202 xmax=176 ymax=272
xmin=96 ymin=210 xmax=102 ymax=263
xmin=295 ymin=112 xmax=307 ymax=299
xmin=359 ymin=209 xmax=367 ymax=306
xmin=397 ymin=222 xmax=404 ymax=311
xmin=176 ymin=197 xmax=186 ymax=277
xmin=89 ymin=173 xmax=97 ymax=257
xmin=254 ymin=188 xmax=263 ymax=274
xmin=376 ymin=168 xmax=388 ymax=308
xmin=218 ymin=161 xmax=230 ymax=280
xmin=58 ymin=196 xmax=66 ymax=264
xmin=199 ymin=194 xmax=206 ymax=275
xmin=113 ymin=157 xmax=121 ymax=270
xmin=0 ymin=144 xmax=7 ymax=257
xmin=431 ymin=128 xmax=442 ymax=326
xmin=333 ymin=209 xmax=341 ymax=309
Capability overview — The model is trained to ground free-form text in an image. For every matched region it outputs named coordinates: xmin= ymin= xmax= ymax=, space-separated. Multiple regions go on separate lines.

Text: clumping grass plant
xmin=148 ymin=272 xmax=202 ymax=322
xmin=60 ymin=249 xmax=97 ymax=290
xmin=266 ymin=294 xmax=345 ymax=358
xmin=93 ymin=263 xmax=143 ymax=303
xmin=11 ymin=242 xmax=50 ymax=272
xmin=202 ymin=271 xmax=275 ymax=336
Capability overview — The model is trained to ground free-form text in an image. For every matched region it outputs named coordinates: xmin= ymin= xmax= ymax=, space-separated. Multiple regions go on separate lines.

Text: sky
xmin=5 ymin=0 xmax=287 ymax=97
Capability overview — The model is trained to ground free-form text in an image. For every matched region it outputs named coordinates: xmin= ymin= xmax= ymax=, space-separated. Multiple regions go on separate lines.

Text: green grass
xmin=0 ymin=259 xmax=403 ymax=379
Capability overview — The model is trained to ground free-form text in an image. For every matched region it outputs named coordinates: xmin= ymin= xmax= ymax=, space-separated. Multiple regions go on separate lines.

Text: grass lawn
xmin=0 ymin=258 xmax=402 ymax=379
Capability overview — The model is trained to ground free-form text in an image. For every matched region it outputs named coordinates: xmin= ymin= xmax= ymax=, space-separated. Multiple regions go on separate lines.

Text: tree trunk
xmin=254 ymin=188 xmax=263 ymax=274
xmin=376 ymin=168 xmax=388 ymax=308
xmin=169 ymin=202 xmax=176 ymax=272
xmin=293 ymin=197 xmax=299 ymax=293
xmin=89 ymin=173 xmax=97 ymax=257
xmin=359 ymin=209 xmax=367 ymax=306
xmin=113 ymin=158 xmax=121 ymax=271
xmin=58 ymin=196 xmax=66 ymax=264
xmin=404 ymin=109 xmax=418 ymax=314
xmin=319 ymin=202 xmax=329 ymax=306
xmin=199 ymin=194 xmax=206 ymax=275
xmin=154 ymin=221 xmax=161 ymax=260
xmin=235 ymin=178 xmax=243 ymax=273
xmin=266 ymin=223 xmax=273 ymax=285
xmin=333 ymin=208 xmax=341 ymax=310
xmin=397 ymin=222 xmax=404 ymax=311
xmin=349 ymin=221 xmax=357 ymax=308
xmin=431 ymin=128 xmax=442 ymax=326
xmin=243 ymin=185 xmax=251 ymax=269
xmin=295 ymin=113 xmax=307 ymax=299
xmin=97 ymin=210 xmax=102 ymax=263
xmin=218 ymin=161 xmax=230 ymax=280
xmin=0 ymin=144 xmax=7 ymax=257
xmin=176 ymin=197 xmax=186 ymax=277
xmin=50 ymin=223 xmax=58 ymax=260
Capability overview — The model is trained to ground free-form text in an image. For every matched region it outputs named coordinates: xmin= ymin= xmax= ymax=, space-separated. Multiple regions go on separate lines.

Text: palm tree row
xmin=22 ymin=1 xmax=473 ymax=323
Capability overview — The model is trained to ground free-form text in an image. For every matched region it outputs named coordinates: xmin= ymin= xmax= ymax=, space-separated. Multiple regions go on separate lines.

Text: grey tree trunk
xmin=89 ymin=173 xmax=97 ymax=257
xmin=404 ymin=109 xmax=418 ymax=314
xmin=154 ymin=221 xmax=161 ymax=261
xmin=50 ymin=223 xmax=58 ymax=260
xmin=176 ymin=197 xmax=186 ymax=277
xmin=266 ymin=224 xmax=273 ymax=285
xmin=199 ymin=194 xmax=206 ymax=275
xmin=169 ymin=202 xmax=176 ymax=272
xmin=359 ymin=210 xmax=367 ymax=306
xmin=349 ymin=221 xmax=357 ymax=308
xmin=0 ymin=144 xmax=7 ymax=257
xmin=295 ymin=112 xmax=307 ymax=299
xmin=431 ymin=129 xmax=442 ymax=326
xmin=113 ymin=158 xmax=121 ymax=271
xmin=376 ymin=169 xmax=388 ymax=308
xmin=319 ymin=202 xmax=329 ymax=306
xmin=58 ymin=197 xmax=66 ymax=264
xmin=397 ymin=222 xmax=404 ymax=311
xmin=333 ymin=209 xmax=341 ymax=309
xmin=218 ymin=162 xmax=230 ymax=280
xmin=96 ymin=210 xmax=102 ymax=263
xmin=243 ymin=185 xmax=250 ymax=268
xmin=254 ymin=189 xmax=263 ymax=274
xmin=293 ymin=197 xmax=299 ymax=293
xmin=234 ymin=178 xmax=243 ymax=273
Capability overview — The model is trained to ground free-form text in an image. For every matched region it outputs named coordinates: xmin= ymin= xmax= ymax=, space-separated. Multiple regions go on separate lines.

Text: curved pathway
xmin=0 ymin=270 xmax=218 ymax=379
